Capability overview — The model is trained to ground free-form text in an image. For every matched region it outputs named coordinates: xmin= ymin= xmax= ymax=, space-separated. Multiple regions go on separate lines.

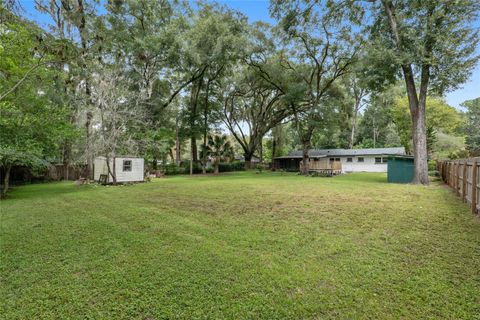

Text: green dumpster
xmin=387 ymin=155 xmax=415 ymax=183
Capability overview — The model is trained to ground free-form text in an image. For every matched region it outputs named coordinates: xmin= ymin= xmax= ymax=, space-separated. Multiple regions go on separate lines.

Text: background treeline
xmin=1 ymin=0 xmax=479 ymax=193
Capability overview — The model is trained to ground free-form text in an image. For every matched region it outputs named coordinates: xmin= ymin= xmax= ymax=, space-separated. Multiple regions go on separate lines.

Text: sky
xmin=19 ymin=0 xmax=479 ymax=109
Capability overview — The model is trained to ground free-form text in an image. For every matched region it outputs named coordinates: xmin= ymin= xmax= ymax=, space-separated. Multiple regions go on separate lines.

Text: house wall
xmin=340 ymin=156 xmax=387 ymax=173
xmin=94 ymin=157 xmax=144 ymax=182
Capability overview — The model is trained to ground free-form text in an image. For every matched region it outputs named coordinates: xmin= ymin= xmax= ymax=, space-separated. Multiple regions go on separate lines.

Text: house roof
xmin=95 ymin=156 xmax=143 ymax=159
xmin=274 ymin=147 xmax=406 ymax=159
xmin=235 ymin=155 xmax=260 ymax=162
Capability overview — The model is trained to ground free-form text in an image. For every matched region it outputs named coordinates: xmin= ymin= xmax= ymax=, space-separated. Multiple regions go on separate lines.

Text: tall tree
xmin=0 ymin=13 xmax=74 ymax=196
xmin=222 ymin=63 xmax=291 ymax=168
xmin=181 ymin=3 xmax=247 ymax=174
xmin=461 ymin=97 xmax=480 ymax=157
xmin=91 ymin=66 xmax=145 ymax=184
xmin=34 ymin=0 xmax=102 ymax=180
xmin=270 ymin=1 xmax=360 ymax=172
xmin=367 ymin=0 xmax=480 ymax=184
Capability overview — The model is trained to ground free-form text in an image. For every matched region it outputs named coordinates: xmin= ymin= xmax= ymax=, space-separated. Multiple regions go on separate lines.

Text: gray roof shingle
xmin=275 ymin=147 xmax=406 ymax=159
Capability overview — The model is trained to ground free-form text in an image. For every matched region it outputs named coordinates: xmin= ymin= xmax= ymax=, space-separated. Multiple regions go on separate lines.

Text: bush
xmin=163 ymin=163 xmax=185 ymax=175
xmin=428 ymin=160 xmax=437 ymax=171
xmin=181 ymin=161 xmax=203 ymax=174
xmin=310 ymin=171 xmax=333 ymax=177
xmin=448 ymin=149 xmax=469 ymax=160
xmin=255 ymin=164 xmax=266 ymax=173
xmin=162 ymin=161 xmax=244 ymax=175
xmin=428 ymin=170 xmax=440 ymax=177
xmin=218 ymin=162 xmax=245 ymax=172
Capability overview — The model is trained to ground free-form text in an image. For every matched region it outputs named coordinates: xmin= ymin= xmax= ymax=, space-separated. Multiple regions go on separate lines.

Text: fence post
xmin=456 ymin=161 xmax=460 ymax=195
xmin=460 ymin=161 xmax=463 ymax=196
xmin=472 ymin=160 xmax=478 ymax=215
xmin=447 ymin=161 xmax=449 ymax=184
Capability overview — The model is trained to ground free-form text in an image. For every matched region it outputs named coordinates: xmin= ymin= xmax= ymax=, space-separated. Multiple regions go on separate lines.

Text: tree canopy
xmin=0 ymin=0 xmax=478 ymax=194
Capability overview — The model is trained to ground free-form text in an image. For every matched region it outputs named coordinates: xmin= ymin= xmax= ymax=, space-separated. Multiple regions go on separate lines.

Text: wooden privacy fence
xmin=437 ymin=158 xmax=480 ymax=215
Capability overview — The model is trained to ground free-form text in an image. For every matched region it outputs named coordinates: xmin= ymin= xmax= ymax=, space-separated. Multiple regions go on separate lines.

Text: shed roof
xmin=274 ymin=147 xmax=406 ymax=159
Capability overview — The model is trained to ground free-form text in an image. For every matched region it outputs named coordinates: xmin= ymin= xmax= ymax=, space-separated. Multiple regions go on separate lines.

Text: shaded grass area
xmin=1 ymin=172 xmax=479 ymax=319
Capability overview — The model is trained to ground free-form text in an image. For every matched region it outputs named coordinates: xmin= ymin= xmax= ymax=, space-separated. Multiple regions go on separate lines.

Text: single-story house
xmin=273 ymin=147 xmax=406 ymax=173
xmin=94 ymin=156 xmax=144 ymax=183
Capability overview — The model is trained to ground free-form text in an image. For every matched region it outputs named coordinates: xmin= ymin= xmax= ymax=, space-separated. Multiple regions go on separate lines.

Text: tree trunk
xmin=112 ymin=156 xmax=117 ymax=185
xmin=402 ymin=64 xmax=429 ymax=185
xmin=272 ymin=135 xmax=277 ymax=159
xmin=301 ymin=142 xmax=310 ymax=176
xmin=85 ymin=111 xmax=93 ymax=180
xmin=189 ymin=79 xmax=201 ymax=171
xmin=105 ymin=156 xmax=113 ymax=184
xmin=214 ymin=159 xmax=219 ymax=175
xmin=1 ymin=165 xmax=11 ymax=198
xmin=349 ymin=109 xmax=358 ymax=149
xmin=190 ymin=145 xmax=194 ymax=175
xmin=410 ymin=91 xmax=429 ymax=185
xmin=244 ymin=153 xmax=254 ymax=169
xmin=175 ymin=117 xmax=181 ymax=166
xmin=382 ymin=0 xmax=429 ymax=185
xmin=191 ymin=137 xmax=197 ymax=162
xmin=63 ymin=141 xmax=71 ymax=180
xmin=202 ymin=80 xmax=210 ymax=174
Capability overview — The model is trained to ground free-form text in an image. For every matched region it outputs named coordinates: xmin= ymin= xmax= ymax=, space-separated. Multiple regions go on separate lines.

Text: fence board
xmin=438 ymin=158 xmax=479 ymax=215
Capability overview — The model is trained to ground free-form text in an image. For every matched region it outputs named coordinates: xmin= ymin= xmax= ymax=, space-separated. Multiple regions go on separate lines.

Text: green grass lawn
xmin=1 ymin=172 xmax=479 ymax=319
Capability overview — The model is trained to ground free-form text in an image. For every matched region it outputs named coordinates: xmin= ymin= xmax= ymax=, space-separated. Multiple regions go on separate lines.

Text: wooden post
xmin=454 ymin=162 xmax=457 ymax=193
xmin=472 ymin=160 xmax=478 ymax=215
xmin=447 ymin=162 xmax=450 ymax=185
xmin=450 ymin=162 xmax=453 ymax=186
xmin=452 ymin=162 xmax=455 ymax=188
xmin=457 ymin=161 xmax=460 ymax=196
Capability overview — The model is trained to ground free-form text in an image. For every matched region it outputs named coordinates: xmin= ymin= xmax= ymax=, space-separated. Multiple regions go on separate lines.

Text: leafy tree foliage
xmin=201 ymin=134 xmax=234 ymax=175
xmin=365 ymin=0 xmax=479 ymax=184
xmin=461 ymin=97 xmax=480 ymax=156
xmin=391 ymin=97 xmax=464 ymax=155
xmin=0 ymin=11 xmax=76 ymax=196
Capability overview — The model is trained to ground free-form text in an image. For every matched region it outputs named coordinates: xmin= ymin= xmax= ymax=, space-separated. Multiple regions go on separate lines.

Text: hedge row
xmin=162 ymin=162 xmax=245 ymax=175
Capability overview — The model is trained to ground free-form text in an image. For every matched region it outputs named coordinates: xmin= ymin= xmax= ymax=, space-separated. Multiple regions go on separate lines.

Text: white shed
xmin=94 ymin=156 xmax=144 ymax=183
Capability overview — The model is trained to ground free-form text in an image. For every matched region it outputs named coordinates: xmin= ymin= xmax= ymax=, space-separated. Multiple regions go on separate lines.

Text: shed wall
xmin=94 ymin=157 xmax=144 ymax=182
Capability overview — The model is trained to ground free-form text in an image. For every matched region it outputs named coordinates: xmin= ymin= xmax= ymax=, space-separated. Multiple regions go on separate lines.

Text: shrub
xmin=255 ymin=164 xmax=266 ymax=173
xmin=163 ymin=163 xmax=185 ymax=175
xmin=428 ymin=160 xmax=437 ymax=171
xmin=218 ymin=162 xmax=245 ymax=172
xmin=182 ymin=162 xmax=203 ymax=174
xmin=310 ymin=171 xmax=333 ymax=177
xmin=428 ymin=170 xmax=440 ymax=177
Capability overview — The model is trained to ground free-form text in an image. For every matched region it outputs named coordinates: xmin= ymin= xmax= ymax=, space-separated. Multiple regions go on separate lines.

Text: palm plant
xmin=202 ymin=134 xmax=234 ymax=175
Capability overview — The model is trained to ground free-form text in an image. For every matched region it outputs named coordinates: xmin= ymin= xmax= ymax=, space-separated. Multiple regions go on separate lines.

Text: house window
xmin=347 ymin=157 xmax=353 ymax=162
xmin=357 ymin=157 xmax=364 ymax=162
xmin=123 ymin=160 xmax=132 ymax=172
xmin=382 ymin=158 xmax=388 ymax=163
xmin=335 ymin=158 xmax=340 ymax=162
xmin=375 ymin=157 xmax=382 ymax=164
xmin=329 ymin=158 xmax=334 ymax=162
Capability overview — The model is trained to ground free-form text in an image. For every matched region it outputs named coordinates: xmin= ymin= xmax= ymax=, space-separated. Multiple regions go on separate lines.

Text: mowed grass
xmin=1 ymin=172 xmax=479 ymax=319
